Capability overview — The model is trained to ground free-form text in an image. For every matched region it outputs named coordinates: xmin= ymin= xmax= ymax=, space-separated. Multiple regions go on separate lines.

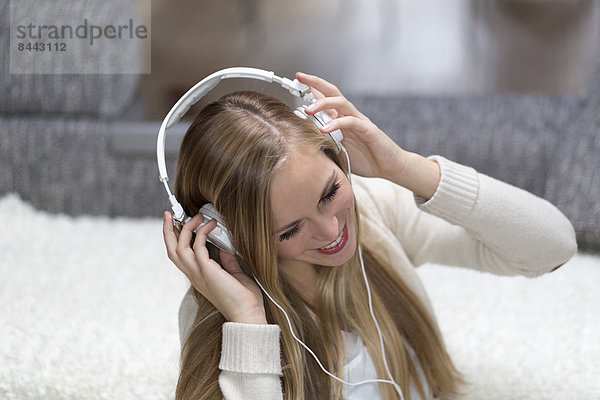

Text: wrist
xmin=379 ymin=146 xmax=410 ymax=181
xmin=231 ymin=311 xmax=268 ymax=325
xmin=388 ymin=152 xmax=441 ymax=200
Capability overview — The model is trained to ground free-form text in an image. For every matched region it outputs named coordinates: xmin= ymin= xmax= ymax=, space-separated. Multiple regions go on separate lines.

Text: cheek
xmin=277 ymin=234 xmax=311 ymax=258
xmin=338 ymin=183 xmax=354 ymax=211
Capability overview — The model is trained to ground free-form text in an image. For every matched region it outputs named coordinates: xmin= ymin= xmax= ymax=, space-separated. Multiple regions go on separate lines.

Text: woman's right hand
xmin=162 ymin=211 xmax=268 ymax=324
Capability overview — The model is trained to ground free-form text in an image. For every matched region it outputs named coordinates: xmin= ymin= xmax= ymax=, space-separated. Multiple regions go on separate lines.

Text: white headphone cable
xmin=253 ymin=245 xmax=404 ymax=399
xmin=357 ymin=244 xmax=404 ymax=399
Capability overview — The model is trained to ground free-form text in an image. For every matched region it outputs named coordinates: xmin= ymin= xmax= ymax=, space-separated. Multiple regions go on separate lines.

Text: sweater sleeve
xmin=379 ymin=155 xmax=577 ymax=277
xmin=178 ymin=290 xmax=284 ymax=400
xmin=218 ymin=322 xmax=284 ymax=400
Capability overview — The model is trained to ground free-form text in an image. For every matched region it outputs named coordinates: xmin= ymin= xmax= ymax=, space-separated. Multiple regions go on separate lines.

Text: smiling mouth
xmin=316 ymin=224 xmax=348 ymax=255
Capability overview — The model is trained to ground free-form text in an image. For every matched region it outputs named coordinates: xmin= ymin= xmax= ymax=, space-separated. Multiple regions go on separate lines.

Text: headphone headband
xmin=157 ymin=67 xmax=313 ymax=186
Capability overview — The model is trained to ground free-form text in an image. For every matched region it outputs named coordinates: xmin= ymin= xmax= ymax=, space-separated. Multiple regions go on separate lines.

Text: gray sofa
xmin=349 ymin=65 xmax=600 ymax=252
xmin=1 ymin=0 xmax=598 ymax=252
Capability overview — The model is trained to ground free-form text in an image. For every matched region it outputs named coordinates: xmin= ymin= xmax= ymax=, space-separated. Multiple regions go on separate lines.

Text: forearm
xmin=413 ymin=156 xmax=578 ymax=275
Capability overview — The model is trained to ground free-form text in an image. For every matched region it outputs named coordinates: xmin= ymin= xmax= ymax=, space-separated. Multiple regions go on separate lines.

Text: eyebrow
xmin=275 ymin=170 xmax=337 ymax=233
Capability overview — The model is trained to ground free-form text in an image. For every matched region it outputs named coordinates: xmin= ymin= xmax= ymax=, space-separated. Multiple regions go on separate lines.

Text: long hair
xmin=173 ymin=91 xmax=463 ymax=399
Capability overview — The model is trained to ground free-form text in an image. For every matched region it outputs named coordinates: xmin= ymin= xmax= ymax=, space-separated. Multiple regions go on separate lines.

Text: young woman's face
xmin=270 ymin=148 xmax=357 ymax=267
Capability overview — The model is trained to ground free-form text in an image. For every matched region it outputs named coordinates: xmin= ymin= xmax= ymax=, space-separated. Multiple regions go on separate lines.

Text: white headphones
xmin=156 ymin=67 xmax=349 ymax=253
xmin=157 ymin=67 xmax=403 ymax=399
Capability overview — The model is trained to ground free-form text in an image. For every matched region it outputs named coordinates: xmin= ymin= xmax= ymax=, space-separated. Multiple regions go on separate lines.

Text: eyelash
xmin=320 ymin=182 xmax=340 ymax=204
xmin=279 ymin=223 xmax=301 ymax=242
xmin=278 ymin=181 xmax=341 ymax=242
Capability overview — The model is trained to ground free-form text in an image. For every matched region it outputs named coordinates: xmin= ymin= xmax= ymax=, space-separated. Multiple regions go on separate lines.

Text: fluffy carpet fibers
xmin=1 ymin=193 xmax=598 ymax=400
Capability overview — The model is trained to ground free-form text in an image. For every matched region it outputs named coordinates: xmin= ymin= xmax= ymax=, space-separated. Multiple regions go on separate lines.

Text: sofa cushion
xmin=349 ymin=93 xmax=579 ymax=198
xmin=0 ymin=117 xmax=173 ymax=217
xmin=544 ymin=102 xmax=600 ymax=251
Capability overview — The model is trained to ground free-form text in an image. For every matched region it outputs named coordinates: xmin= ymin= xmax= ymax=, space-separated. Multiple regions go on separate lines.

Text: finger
xmin=319 ymin=115 xmax=371 ymax=136
xmin=192 ymin=218 xmax=218 ymax=255
xmin=173 ymin=218 xmax=217 ymax=285
xmin=296 ymin=72 xmax=343 ymax=97
xmin=168 ymin=212 xmax=181 ymax=241
xmin=191 ymin=219 xmax=224 ymax=278
xmin=163 ymin=213 xmax=201 ymax=286
xmin=176 ymin=214 xmax=203 ymax=258
xmin=305 ymin=96 xmax=360 ymax=118
xmin=190 ymin=219 xmax=230 ymax=286
xmin=308 ymin=85 xmax=326 ymax=101
xmin=162 ymin=211 xmax=181 ymax=262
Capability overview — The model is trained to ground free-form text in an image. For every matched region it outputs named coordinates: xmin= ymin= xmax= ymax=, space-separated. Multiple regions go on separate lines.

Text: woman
xmin=162 ymin=72 xmax=577 ymax=400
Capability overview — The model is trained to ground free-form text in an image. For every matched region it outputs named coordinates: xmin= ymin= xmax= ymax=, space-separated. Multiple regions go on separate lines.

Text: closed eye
xmin=279 ymin=222 xmax=302 ymax=242
xmin=320 ymin=182 xmax=340 ymax=204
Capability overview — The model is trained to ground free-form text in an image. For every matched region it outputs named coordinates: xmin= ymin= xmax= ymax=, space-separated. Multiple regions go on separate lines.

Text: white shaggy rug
xmin=1 ymin=192 xmax=598 ymax=400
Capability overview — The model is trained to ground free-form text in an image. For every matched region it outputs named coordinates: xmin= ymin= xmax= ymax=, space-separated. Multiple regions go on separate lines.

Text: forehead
xmin=270 ymin=149 xmax=337 ymax=228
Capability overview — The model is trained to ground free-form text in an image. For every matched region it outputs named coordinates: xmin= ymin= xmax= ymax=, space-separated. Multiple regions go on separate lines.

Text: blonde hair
xmin=173 ymin=91 xmax=464 ymax=399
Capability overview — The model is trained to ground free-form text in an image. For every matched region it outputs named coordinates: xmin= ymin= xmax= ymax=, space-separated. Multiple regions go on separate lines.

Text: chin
xmin=319 ymin=248 xmax=356 ymax=267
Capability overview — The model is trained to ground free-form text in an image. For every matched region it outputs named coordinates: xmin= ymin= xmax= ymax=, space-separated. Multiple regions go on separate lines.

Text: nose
xmin=313 ymin=214 xmax=340 ymax=242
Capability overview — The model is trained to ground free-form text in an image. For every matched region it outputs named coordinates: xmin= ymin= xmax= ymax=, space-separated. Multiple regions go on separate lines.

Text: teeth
xmin=320 ymin=228 xmax=344 ymax=249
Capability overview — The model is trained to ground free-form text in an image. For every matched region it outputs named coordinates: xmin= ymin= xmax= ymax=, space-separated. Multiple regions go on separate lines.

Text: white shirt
xmin=341 ymin=330 xmax=433 ymax=400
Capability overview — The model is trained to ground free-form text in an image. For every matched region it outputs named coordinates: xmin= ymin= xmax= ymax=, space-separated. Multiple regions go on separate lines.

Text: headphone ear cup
xmin=195 ymin=203 xmax=237 ymax=255
xmin=199 ymin=203 xmax=225 ymax=225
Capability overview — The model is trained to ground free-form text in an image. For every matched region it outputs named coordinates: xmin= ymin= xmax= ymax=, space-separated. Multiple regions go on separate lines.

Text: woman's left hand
xmin=295 ymin=72 xmax=410 ymax=180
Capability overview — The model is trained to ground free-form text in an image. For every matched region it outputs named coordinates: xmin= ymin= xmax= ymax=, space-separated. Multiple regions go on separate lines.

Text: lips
xmin=316 ymin=224 xmax=348 ymax=255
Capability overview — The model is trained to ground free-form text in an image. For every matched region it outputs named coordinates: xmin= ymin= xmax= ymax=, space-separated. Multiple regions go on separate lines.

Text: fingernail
xmin=306 ymin=104 xmax=316 ymax=112
xmin=322 ymin=123 xmax=331 ymax=131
